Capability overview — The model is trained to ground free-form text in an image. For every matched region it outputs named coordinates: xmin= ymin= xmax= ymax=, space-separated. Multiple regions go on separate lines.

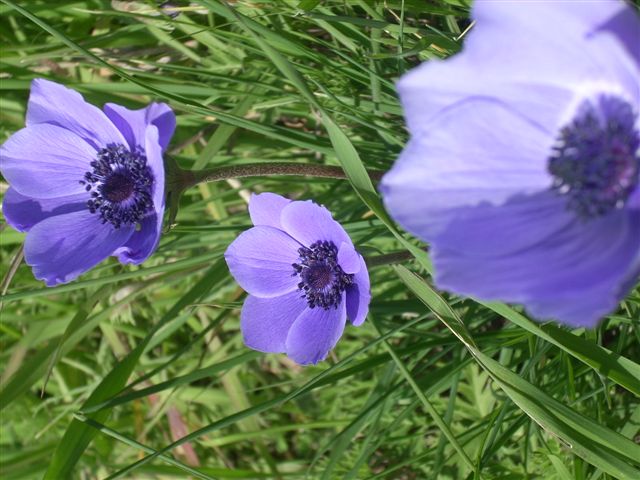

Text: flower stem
xmin=164 ymin=159 xmax=387 ymax=229
xmin=180 ymin=162 xmax=385 ymax=190
xmin=365 ymin=251 xmax=415 ymax=267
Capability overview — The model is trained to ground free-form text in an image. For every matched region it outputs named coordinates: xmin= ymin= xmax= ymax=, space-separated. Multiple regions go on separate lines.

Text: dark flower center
xmin=101 ymin=172 xmax=136 ymax=203
xmin=81 ymin=144 xmax=153 ymax=229
xmin=548 ymin=95 xmax=640 ymax=219
xmin=292 ymin=240 xmax=354 ymax=310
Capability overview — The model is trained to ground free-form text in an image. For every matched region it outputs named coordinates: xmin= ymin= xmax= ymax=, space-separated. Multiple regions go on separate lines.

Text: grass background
xmin=1 ymin=1 xmax=639 ymax=479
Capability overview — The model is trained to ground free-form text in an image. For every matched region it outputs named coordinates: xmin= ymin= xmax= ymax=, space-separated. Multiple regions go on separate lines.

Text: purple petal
xmin=521 ymin=283 xmax=635 ymax=330
xmin=618 ymin=240 xmax=640 ymax=299
xmin=474 ymin=0 xmax=637 ymax=50
xmin=472 ymin=0 xmax=628 ymax=39
xmin=629 ymin=187 xmax=640 ymax=210
xmin=433 ymin=191 xmax=574 ymax=257
xmin=114 ymin=213 xmax=160 ymax=265
xmin=24 ymin=210 xmax=134 ymax=286
xmin=337 ymin=242 xmax=360 ymax=274
xmin=26 ymin=79 xmax=126 ymax=149
xmin=280 ymin=200 xmax=351 ymax=248
xmin=103 ymin=102 xmax=176 ymax=152
xmin=285 ymin=294 xmax=347 ymax=365
xmin=0 ymin=123 xmax=96 ymax=198
xmin=398 ymin=64 xmax=572 ymax=137
xmin=433 ymin=208 xmax=640 ymax=328
xmin=346 ymin=256 xmax=370 ymax=327
xmin=240 ymin=291 xmax=307 ymax=353
xmin=115 ymin=125 xmax=165 ymax=265
xmin=2 ymin=188 xmax=87 ymax=232
xmin=225 ymin=226 xmax=302 ymax=298
xmin=145 ymin=125 xmax=165 ymax=218
xmin=381 ymin=98 xmax=552 ymax=242
xmin=248 ymin=192 xmax=291 ymax=229
xmin=596 ymin=6 xmax=640 ymax=73
xmin=398 ymin=0 xmax=640 ymax=132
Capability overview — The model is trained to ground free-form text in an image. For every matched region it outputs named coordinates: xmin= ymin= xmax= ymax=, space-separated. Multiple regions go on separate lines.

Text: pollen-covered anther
xmin=81 ymin=143 xmax=154 ymax=229
xmin=292 ymin=240 xmax=354 ymax=310
xmin=548 ymin=96 xmax=640 ymax=218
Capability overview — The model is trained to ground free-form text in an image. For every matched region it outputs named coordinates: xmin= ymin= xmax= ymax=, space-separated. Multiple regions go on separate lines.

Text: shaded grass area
xmin=1 ymin=1 xmax=639 ymax=479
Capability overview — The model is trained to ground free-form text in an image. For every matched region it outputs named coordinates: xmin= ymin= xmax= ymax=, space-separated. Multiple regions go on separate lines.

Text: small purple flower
xmin=381 ymin=1 xmax=640 ymax=328
xmin=224 ymin=193 xmax=371 ymax=365
xmin=0 ymin=79 xmax=175 ymax=286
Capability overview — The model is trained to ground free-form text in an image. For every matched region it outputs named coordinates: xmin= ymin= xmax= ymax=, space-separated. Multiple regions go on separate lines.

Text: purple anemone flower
xmin=381 ymin=1 xmax=640 ymax=328
xmin=224 ymin=193 xmax=371 ymax=365
xmin=0 ymin=79 xmax=175 ymax=286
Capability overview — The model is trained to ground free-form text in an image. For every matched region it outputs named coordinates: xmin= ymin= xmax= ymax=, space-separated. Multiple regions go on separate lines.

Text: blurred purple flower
xmin=0 ymin=79 xmax=175 ymax=286
xmin=225 ymin=193 xmax=370 ymax=365
xmin=381 ymin=1 xmax=640 ymax=327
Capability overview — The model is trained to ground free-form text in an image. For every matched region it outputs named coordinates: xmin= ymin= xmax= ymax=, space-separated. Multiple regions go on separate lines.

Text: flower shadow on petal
xmin=285 ymin=294 xmax=347 ymax=366
xmin=241 ymin=291 xmax=307 ymax=353
xmin=3 ymin=188 xmax=87 ymax=232
xmin=432 ymin=193 xmax=640 ymax=327
xmin=346 ymin=256 xmax=371 ymax=327
xmin=24 ymin=210 xmax=134 ymax=286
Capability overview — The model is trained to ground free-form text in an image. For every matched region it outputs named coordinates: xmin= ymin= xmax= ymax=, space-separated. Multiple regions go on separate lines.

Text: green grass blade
xmin=395 ymin=265 xmax=640 ymax=479
xmin=44 ymin=264 xmax=226 ymax=478
xmin=372 ymin=317 xmax=477 ymax=474
xmin=74 ymin=414 xmax=216 ymax=480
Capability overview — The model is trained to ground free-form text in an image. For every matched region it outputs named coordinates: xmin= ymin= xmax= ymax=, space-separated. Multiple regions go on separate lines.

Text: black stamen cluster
xmin=292 ymin=240 xmax=354 ymax=310
xmin=81 ymin=143 xmax=153 ymax=229
xmin=548 ymin=96 xmax=639 ymax=219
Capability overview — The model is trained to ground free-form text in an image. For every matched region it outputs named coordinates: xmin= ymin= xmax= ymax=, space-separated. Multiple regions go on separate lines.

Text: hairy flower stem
xmin=180 ymin=162 xmax=385 ymax=190
xmin=173 ymin=162 xmax=414 ymax=268
xmin=365 ymin=251 xmax=415 ymax=267
xmin=164 ymin=158 xmax=386 ymax=229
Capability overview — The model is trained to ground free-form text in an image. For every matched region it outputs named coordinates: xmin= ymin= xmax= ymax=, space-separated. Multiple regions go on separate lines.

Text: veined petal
xmin=337 ymin=242 xmax=360 ymax=274
xmin=26 ymin=79 xmax=126 ymax=149
xmin=114 ymin=213 xmax=160 ymax=265
xmin=241 ymin=291 xmax=307 ymax=353
xmin=103 ymin=102 xmax=176 ymax=152
xmin=381 ymin=98 xmax=552 ymax=242
xmin=24 ymin=210 xmax=134 ymax=286
xmin=433 ymin=191 xmax=574 ymax=257
xmin=433 ymin=208 xmax=640 ymax=328
xmin=146 ymin=125 xmax=165 ymax=220
xmin=398 ymin=65 xmax=573 ymax=136
xmin=2 ymin=188 xmax=87 ymax=232
xmin=398 ymin=0 xmax=640 ymax=133
xmin=0 ymin=123 xmax=96 ymax=198
xmin=285 ymin=294 xmax=347 ymax=365
xmin=249 ymin=192 xmax=291 ymax=229
xmin=225 ymin=226 xmax=302 ymax=298
xmin=280 ymin=200 xmax=351 ymax=248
